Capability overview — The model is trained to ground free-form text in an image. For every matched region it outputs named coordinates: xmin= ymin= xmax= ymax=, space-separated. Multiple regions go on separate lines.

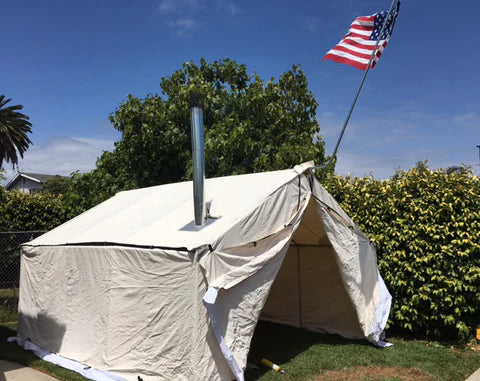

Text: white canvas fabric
xmin=16 ymin=162 xmax=392 ymax=381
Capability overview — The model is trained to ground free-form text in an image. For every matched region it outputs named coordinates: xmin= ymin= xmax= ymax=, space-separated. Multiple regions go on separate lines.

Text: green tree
xmin=0 ymin=95 xmax=33 ymax=168
xmin=41 ymin=175 xmax=72 ymax=196
xmin=68 ymin=58 xmax=329 ymax=211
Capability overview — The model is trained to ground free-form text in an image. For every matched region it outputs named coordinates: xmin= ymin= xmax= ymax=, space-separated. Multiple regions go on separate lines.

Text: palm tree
xmin=0 ymin=95 xmax=33 ymax=168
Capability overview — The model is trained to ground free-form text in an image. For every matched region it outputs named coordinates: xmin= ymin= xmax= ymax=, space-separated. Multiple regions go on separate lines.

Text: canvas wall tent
xmin=12 ymin=161 xmax=391 ymax=381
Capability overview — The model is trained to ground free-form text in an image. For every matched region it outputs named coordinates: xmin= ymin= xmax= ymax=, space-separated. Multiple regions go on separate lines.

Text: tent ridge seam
xmin=21 ymin=242 xmax=191 ymax=252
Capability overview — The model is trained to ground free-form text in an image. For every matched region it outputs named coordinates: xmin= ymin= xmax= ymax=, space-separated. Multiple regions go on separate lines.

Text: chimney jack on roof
xmin=189 ymin=93 xmax=207 ymax=226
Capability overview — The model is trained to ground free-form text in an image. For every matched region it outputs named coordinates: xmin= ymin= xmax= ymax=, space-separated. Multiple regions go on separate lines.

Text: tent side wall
xmin=18 ymin=245 xmax=233 ymax=381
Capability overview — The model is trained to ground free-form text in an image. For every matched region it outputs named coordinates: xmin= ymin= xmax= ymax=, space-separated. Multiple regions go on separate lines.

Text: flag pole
xmin=314 ymin=0 xmax=399 ymax=171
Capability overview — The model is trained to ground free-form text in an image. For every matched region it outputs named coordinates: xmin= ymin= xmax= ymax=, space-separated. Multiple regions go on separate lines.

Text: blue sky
xmin=2 ymin=0 xmax=479 ymax=182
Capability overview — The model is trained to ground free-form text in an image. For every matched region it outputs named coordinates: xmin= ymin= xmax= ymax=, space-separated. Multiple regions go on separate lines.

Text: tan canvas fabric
xmin=17 ymin=162 xmax=391 ymax=381
xmin=260 ymin=198 xmax=364 ymax=338
xmin=261 ymin=245 xmax=364 ymax=339
xmin=19 ymin=245 xmax=233 ymax=380
xmin=316 ymin=203 xmax=381 ymax=342
xmin=27 ymin=162 xmax=314 ymax=250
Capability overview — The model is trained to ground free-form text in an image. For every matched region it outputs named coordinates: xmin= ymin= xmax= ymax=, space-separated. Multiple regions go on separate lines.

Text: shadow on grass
xmin=0 ymin=323 xmax=39 ymax=366
xmin=245 ymin=321 xmax=369 ymax=381
xmin=1 ymin=312 xmax=67 ymax=364
xmin=0 ymin=322 xmax=88 ymax=381
xmin=0 ymin=295 xmax=18 ymax=323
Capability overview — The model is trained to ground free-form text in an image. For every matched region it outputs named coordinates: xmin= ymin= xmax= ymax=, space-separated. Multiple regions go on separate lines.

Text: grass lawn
xmin=1 ymin=319 xmax=479 ymax=381
xmin=246 ymin=322 xmax=480 ymax=381
xmin=0 ymin=288 xmax=18 ymax=323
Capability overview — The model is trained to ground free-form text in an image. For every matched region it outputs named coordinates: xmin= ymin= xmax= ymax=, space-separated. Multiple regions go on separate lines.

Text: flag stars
xmin=370 ymin=9 xmax=398 ymax=41
xmin=323 ymin=1 xmax=400 ymax=70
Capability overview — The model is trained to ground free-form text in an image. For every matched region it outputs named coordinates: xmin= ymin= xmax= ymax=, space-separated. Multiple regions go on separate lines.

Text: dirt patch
xmin=309 ymin=366 xmax=431 ymax=381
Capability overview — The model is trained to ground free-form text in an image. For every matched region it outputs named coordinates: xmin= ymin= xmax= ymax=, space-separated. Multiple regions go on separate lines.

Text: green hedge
xmin=323 ymin=166 xmax=480 ymax=340
xmin=0 ymin=188 xmax=73 ymax=231
xmin=0 ymin=189 xmax=73 ymax=291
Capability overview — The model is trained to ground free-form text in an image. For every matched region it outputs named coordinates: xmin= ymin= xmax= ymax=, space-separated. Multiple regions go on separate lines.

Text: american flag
xmin=322 ymin=1 xmax=400 ymax=70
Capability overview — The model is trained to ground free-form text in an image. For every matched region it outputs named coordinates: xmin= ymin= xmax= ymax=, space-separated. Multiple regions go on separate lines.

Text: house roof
xmin=5 ymin=172 xmax=67 ymax=190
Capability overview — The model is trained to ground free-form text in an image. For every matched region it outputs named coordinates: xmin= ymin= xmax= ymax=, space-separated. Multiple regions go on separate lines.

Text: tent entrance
xmin=259 ymin=198 xmax=363 ymax=338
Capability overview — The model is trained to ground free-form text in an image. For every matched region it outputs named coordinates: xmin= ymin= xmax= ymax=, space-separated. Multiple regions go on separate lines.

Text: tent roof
xmin=27 ymin=162 xmax=314 ymax=250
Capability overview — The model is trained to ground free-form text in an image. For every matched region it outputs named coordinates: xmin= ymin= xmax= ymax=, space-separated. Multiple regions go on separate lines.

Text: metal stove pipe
xmin=189 ymin=94 xmax=206 ymax=226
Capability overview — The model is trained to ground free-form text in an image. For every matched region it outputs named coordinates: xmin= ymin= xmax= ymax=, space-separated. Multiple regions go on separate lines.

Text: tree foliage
xmin=68 ymin=58 xmax=329 ymax=210
xmin=0 ymin=188 xmax=73 ymax=231
xmin=323 ymin=164 xmax=480 ymax=340
xmin=0 ymin=189 xmax=73 ymax=290
xmin=41 ymin=176 xmax=72 ymax=196
xmin=0 ymin=95 xmax=33 ymax=168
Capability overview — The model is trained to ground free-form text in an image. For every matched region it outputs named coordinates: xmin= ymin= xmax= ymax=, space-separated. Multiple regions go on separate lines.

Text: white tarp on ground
xmin=15 ymin=161 xmax=391 ymax=381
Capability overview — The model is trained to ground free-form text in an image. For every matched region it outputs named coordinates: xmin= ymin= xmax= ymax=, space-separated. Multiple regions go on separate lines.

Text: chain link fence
xmin=0 ymin=231 xmax=45 ymax=322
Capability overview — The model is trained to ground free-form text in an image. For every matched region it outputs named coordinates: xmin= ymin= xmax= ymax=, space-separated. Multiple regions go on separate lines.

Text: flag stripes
xmin=322 ymin=1 xmax=400 ymax=70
